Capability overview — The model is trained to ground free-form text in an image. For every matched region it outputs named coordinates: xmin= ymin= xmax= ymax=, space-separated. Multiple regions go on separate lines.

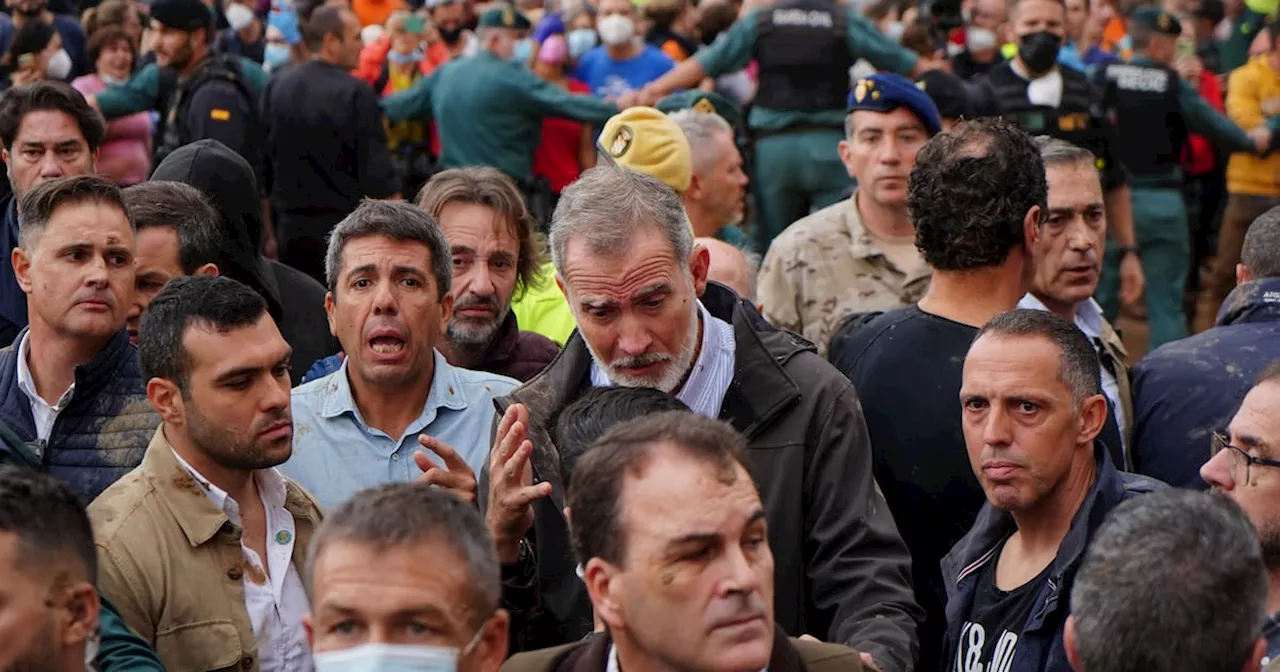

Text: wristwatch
xmin=1118 ymin=245 xmax=1140 ymax=258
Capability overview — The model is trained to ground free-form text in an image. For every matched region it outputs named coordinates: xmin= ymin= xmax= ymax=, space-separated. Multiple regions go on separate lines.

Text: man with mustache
xmin=504 ymin=413 xmax=865 ymax=672
xmin=1017 ymin=137 xmax=1129 ymax=467
xmin=0 ymin=175 xmax=158 ymax=504
xmin=283 ymin=200 xmax=518 ymax=512
xmin=90 ymin=275 xmax=323 ymax=672
xmin=479 ymin=167 xmax=921 ymax=671
xmin=758 ymin=73 xmax=936 ymax=359
xmin=942 ymin=309 xmax=1162 ymax=672
xmin=422 ymin=167 xmax=559 ymax=381
xmin=1200 ymin=361 xmax=1280 ymax=667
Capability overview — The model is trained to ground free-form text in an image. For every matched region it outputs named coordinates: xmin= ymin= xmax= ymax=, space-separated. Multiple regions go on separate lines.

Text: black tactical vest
xmin=977 ymin=63 xmax=1112 ymax=172
xmin=753 ymin=0 xmax=855 ymax=112
xmin=1099 ymin=61 xmax=1184 ymax=178
xmin=153 ymin=55 xmax=257 ymax=170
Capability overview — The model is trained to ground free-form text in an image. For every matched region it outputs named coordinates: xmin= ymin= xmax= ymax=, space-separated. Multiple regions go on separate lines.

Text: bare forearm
xmin=649 ymin=58 xmax=709 ymax=98
xmin=1105 ymin=185 xmax=1136 ymax=247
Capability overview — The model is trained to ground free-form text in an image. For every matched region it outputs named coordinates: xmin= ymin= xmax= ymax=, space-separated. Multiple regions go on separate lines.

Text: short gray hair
xmin=1243 ymin=205 xmax=1280 ymax=279
xmin=1034 ymin=135 xmax=1097 ymax=170
xmin=308 ymin=483 xmax=501 ymax=630
xmin=668 ymin=109 xmax=733 ymax=177
xmin=1071 ymin=489 xmax=1266 ymax=672
xmin=549 ymin=166 xmax=694 ymax=274
xmin=974 ymin=309 xmax=1102 ymax=407
xmin=324 ymin=200 xmax=452 ymax=299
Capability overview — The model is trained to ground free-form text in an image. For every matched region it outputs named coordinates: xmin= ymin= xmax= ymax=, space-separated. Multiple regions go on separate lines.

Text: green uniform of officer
xmin=637 ymin=0 xmax=922 ymax=251
xmin=1094 ymin=7 xmax=1262 ymax=348
xmin=381 ymin=7 xmax=618 ymax=188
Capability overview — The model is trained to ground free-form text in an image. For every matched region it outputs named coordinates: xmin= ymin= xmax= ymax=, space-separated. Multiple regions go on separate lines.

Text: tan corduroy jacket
xmin=88 ymin=428 xmax=324 ymax=672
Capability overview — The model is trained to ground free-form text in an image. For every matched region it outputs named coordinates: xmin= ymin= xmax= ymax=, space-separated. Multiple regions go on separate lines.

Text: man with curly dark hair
xmin=828 ymin=117 xmax=1046 ymax=672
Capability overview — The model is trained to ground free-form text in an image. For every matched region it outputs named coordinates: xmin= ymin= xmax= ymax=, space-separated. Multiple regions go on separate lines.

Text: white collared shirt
xmin=16 ymin=332 xmax=74 ymax=442
xmin=1017 ymin=294 xmax=1128 ymax=450
xmin=170 ymin=449 xmax=313 ymax=672
xmin=589 ymin=301 xmax=737 ymax=418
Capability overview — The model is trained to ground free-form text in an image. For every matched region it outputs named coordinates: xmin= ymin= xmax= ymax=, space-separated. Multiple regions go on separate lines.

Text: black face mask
xmin=439 ymin=25 xmax=464 ymax=44
xmin=1018 ymin=30 xmax=1062 ymax=74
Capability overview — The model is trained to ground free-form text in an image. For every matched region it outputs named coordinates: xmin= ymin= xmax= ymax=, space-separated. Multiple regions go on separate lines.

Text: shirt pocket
xmin=155 ymin=620 xmax=247 ymax=672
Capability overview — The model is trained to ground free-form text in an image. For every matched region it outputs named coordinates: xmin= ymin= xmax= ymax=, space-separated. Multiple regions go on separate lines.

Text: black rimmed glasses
xmin=1212 ymin=431 xmax=1280 ymax=485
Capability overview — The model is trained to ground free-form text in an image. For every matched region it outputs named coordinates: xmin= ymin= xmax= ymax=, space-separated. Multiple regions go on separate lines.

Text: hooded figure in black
xmin=151 ymin=139 xmax=337 ymax=385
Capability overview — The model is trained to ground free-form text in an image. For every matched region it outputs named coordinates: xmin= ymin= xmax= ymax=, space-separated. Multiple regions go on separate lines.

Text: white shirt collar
xmin=169 ymin=442 xmax=288 ymax=525
xmin=16 ymin=331 xmax=75 ymax=410
xmin=1016 ymin=293 xmax=1105 ymax=340
xmin=589 ymin=300 xmax=737 ymax=418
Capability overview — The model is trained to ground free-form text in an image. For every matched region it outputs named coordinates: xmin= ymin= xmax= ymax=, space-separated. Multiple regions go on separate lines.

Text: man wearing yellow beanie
xmin=597 ymin=106 xmax=694 ymax=192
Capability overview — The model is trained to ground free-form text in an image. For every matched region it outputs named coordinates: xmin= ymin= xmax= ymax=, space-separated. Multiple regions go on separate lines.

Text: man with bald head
xmin=697 ymin=237 xmax=757 ymax=303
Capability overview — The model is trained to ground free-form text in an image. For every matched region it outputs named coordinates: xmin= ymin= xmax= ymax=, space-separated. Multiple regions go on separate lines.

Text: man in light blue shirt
xmin=282 ymin=200 xmax=517 ymax=512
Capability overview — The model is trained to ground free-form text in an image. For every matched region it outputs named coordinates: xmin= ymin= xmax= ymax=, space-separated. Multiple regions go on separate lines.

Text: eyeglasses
xmin=1212 ymin=431 xmax=1280 ymax=485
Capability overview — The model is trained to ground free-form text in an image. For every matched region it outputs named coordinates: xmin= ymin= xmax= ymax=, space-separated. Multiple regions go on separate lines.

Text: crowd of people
xmin=3 ymin=0 xmax=1280 ymax=669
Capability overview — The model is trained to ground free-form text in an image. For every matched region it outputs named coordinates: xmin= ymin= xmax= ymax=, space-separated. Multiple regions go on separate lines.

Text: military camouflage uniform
xmin=758 ymin=197 xmax=931 ymax=358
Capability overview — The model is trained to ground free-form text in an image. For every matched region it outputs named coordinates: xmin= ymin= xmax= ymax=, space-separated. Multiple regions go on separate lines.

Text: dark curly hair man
xmin=828 ymin=117 xmax=1047 ymax=671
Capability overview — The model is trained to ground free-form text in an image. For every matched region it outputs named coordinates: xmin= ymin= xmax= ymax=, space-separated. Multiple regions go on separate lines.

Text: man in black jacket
xmin=262 ymin=4 xmax=400 ymax=282
xmin=150 ymin=139 xmax=338 ymax=384
xmin=479 ymin=166 xmax=921 ymax=672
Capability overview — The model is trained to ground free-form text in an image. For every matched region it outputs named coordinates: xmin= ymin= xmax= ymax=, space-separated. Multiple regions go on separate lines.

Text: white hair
xmin=668 ymin=109 xmax=734 ymax=177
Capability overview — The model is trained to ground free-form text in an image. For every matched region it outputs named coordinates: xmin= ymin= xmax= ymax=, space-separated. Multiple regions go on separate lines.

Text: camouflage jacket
xmin=758 ymin=197 xmax=931 ymax=358
xmin=0 ymin=328 xmax=159 ymax=503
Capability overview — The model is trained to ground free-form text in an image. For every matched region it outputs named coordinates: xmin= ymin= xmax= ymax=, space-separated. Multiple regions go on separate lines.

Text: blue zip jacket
xmin=0 ymin=328 xmax=160 ymax=503
xmin=939 ymin=445 xmax=1165 ymax=672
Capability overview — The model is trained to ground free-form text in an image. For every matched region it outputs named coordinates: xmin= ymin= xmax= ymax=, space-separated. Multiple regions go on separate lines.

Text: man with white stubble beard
xmin=467 ymin=166 xmax=922 ymax=670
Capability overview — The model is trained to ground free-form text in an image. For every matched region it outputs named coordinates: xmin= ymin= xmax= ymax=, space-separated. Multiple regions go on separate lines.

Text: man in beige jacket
xmin=89 ymin=275 xmax=322 ymax=672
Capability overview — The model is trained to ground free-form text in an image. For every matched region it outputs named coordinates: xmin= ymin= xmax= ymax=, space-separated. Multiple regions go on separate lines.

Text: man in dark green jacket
xmin=381 ymin=7 xmax=618 ymax=191
xmin=0 ymin=456 xmax=163 ymax=672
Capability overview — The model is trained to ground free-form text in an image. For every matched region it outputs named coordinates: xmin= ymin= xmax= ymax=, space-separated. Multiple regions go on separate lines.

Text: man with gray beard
xmin=421 ymin=168 xmax=559 ymax=382
xmin=1200 ymin=360 xmax=1280 ymax=668
xmin=473 ymin=166 xmax=922 ymax=671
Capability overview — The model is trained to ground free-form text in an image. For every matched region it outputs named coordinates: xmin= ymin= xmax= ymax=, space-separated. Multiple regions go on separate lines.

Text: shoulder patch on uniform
xmin=210 ymin=108 xmax=231 ymax=121
xmin=609 ymin=125 xmax=634 ymax=158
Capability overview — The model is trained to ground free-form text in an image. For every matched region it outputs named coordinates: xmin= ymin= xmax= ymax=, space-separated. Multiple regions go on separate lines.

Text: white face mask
xmin=597 ymin=14 xmax=635 ymax=46
xmin=225 ymin=3 xmax=256 ymax=31
xmin=966 ymin=26 xmax=999 ymax=52
xmin=45 ymin=48 xmax=72 ymax=79
xmin=884 ymin=20 xmax=904 ymax=42
xmin=314 ymin=629 xmax=484 ymax=672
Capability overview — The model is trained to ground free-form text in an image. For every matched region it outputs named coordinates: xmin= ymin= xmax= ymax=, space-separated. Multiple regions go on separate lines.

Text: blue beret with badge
xmin=847 ymin=73 xmax=943 ymax=137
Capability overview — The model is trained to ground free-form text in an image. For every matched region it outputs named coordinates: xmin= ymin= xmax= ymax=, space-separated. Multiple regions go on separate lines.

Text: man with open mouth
xmin=283 ymin=200 xmax=518 ymax=513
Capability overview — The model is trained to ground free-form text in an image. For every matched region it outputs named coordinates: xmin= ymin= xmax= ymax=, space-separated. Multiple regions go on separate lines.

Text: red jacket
xmin=1182 ymin=67 xmax=1224 ymax=177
